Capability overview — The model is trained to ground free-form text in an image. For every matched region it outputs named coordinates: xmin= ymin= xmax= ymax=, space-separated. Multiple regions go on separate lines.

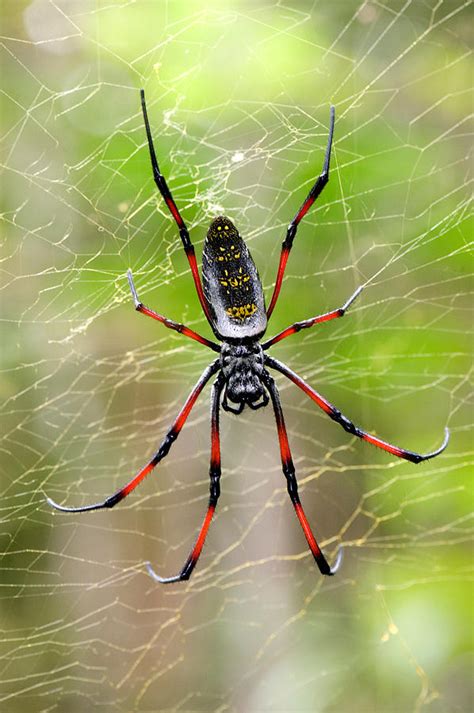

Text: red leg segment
xmin=140 ymin=89 xmax=213 ymax=324
xmin=127 ymin=269 xmax=219 ymax=351
xmin=266 ymin=106 xmax=335 ymax=319
xmin=147 ymin=374 xmax=225 ymax=583
xmin=46 ymin=360 xmax=220 ymax=513
xmin=263 ymin=372 xmax=341 ymax=576
xmin=263 ymin=285 xmax=363 ymax=350
xmin=266 ymin=356 xmax=450 ymax=463
xmin=266 ymin=246 xmax=290 ymax=319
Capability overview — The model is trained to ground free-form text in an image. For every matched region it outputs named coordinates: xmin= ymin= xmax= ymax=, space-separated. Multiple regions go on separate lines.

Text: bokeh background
xmin=1 ymin=2 xmax=472 ymax=712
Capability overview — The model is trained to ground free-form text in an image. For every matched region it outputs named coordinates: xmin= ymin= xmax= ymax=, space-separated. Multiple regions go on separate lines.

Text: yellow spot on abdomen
xmin=226 ymin=303 xmax=257 ymax=321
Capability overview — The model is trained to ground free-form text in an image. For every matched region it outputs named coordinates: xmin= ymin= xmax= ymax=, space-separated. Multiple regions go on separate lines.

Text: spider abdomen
xmin=202 ymin=216 xmax=267 ymax=341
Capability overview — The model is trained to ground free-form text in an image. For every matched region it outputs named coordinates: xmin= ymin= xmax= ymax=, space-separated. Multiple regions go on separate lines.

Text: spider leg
xmin=266 ymin=106 xmax=335 ymax=319
xmin=127 ymin=269 xmax=219 ymax=352
xmin=46 ymin=360 xmax=220 ymax=513
xmin=147 ymin=373 xmax=225 ymax=583
xmin=263 ymin=285 xmax=363 ymax=349
xmin=266 ymin=355 xmax=450 ymax=463
xmin=263 ymin=372 xmax=341 ymax=576
xmin=140 ymin=89 xmax=212 ymax=324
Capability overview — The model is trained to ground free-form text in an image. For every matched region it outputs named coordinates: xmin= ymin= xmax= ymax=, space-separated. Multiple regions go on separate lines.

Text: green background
xmin=1 ymin=1 xmax=472 ymax=712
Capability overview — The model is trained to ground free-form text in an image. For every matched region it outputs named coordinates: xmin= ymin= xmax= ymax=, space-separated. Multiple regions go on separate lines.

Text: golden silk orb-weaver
xmin=47 ymin=90 xmax=450 ymax=583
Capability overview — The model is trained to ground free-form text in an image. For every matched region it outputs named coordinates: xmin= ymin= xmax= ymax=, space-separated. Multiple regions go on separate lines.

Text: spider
xmin=47 ymin=89 xmax=450 ymax=583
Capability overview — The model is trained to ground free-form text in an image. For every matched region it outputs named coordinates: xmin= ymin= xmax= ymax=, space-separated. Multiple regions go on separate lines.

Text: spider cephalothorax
xmin=47 ymin=89 xmax=449 ymax=584
xmin=220 ymin=342 xmax=267 ymax=412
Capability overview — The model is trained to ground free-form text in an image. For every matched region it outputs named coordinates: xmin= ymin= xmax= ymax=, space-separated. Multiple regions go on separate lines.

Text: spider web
xmin=1 ymin=2 xmax=472 ymax=712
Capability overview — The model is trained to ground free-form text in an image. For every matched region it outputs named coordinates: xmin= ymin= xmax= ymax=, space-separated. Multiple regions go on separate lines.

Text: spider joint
xmin=210 ymin=471 xmax=220 ymax=483
xmin=154 ymin=169 xmax=166 ymax=188
xmin=179 ymin=564 xmax=192 ymax=581
xmin=209 ymin=481 xmax=220 ymax=501
xmin=285 ymin=476 xmax=298 ymax=498
xmin=285 ymin=224 xmax=297 ymax=246
xmin=338 ymin=414 xmax=358 ymax=436
xmin=159 ymin=430 xmax=178 ymax=456
xmin=105 ymin=491 xmax=124 ymax=508
xmin=180 ymin=228 xmax=192 ymax=249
